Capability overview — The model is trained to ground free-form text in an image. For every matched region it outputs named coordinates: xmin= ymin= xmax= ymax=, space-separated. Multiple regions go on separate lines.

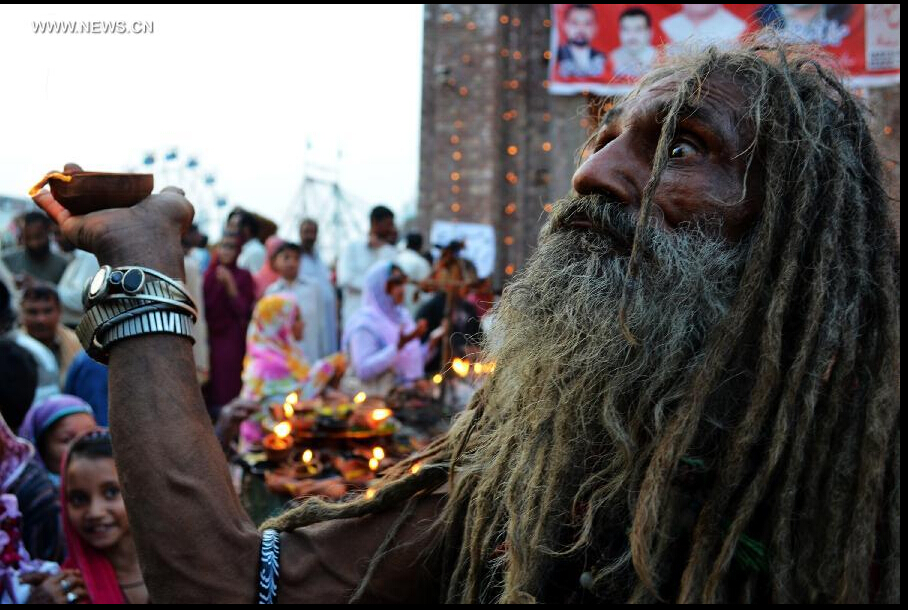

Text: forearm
xmin=108 ymin=335 xmax=259 ymax=602
xmin=106 ymin=249 xmax=258 ymax=602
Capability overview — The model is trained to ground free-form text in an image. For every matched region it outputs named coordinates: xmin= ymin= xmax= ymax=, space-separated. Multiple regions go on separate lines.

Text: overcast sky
xmin=0 ymin=4 xmax=424 ymax=239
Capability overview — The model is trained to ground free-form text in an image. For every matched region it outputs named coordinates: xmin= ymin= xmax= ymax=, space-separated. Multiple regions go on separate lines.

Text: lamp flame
xmin=353 ymin=391 xmax=367 ymax=404
xmin=273 ymin=421 xmax=292 ymax=439
xmin=371 ymin=408 xmax=392 ymax=422
xmin=283 ymin=403 xmax=294 ymax=419
xmin=372 ymin=447 xmax=385 ymax=460
xmin=285 ymin=392 xmax=299 ymax=405
xmin=302 ymin=449 xmax=313 ymax=464
xmin=369 ymin=457 xmax=380 ymax=471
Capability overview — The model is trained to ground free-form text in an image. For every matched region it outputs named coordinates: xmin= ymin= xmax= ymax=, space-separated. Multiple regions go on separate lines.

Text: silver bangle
xmin=100 ymin=309 xmax=194 ymax=354
xmin=78 ymin=266 xmax=198 ymax=363
xmin=83 ymin=265 xmax=194 ymax=310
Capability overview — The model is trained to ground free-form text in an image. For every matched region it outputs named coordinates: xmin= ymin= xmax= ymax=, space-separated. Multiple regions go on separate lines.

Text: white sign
xmin=866 ymin=5 xmax=900 ymax=72
xmin=429 ymin=220 xmax=496 ymax=279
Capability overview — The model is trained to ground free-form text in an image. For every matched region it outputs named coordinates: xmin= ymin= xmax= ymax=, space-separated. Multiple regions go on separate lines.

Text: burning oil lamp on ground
xmin=263 ymin=420 xmax=294 ymax=463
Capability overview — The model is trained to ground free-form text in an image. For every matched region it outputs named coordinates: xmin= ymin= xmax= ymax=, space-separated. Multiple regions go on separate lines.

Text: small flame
xmin=432 ymin=373 xmax=444 ymax=385
xmin=371 ymin=408 xmax=392 ymax=422
xmin=369 ymin=457 xmax=380 ymax=471
xmin=302 ymin=449 xmax=313 ymax=464
xmin=285 ymin=392 xmax=299 ymax=405
xmin=409 ymin=462 xmax=422 ymax=475
xmin=283 ymin=403 xmax=294 ymax=419
xmin=365 ymin=488 xmax=376 ymax=500
xmin=372 ymin=446 xmax=385 ymax=460
xmin=273 ymin=421 xmax=292 ymax=439
xmin=353 ymin=391 xmax=367 ymax=404
xmin=452 ymin=358 xmax=470 ymax=378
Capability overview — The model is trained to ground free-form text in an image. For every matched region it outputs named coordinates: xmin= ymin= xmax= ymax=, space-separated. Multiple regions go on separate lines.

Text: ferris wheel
xmin=127 ymin=149 xmax=228 ymax=239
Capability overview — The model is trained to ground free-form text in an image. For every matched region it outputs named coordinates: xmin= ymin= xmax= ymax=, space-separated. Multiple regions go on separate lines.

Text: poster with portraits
xmin=548 ymin=4 xmax=900 ymax=95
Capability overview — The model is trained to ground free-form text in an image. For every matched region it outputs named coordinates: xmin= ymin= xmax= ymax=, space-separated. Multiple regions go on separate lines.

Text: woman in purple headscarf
xmin=341 ymin=262 xmax=442 ymax=396
xmin=18 ymin=395 xmax=96 ymax=490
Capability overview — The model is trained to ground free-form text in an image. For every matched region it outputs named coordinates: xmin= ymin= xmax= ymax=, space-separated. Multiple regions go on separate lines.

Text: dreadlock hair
xmin=262 ymin=40 xmax=899 ymax=604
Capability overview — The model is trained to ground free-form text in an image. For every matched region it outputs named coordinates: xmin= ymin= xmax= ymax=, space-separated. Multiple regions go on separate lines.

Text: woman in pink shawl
xmin=203 ymin=233 xmax=256 ymax=416
xmin=58 ymin=429 xmax=147 ymax=604
xmin=238 ymin=293 xmax=346 ymax=446
xmin=253 ymin=236 xmax=284 ymax=300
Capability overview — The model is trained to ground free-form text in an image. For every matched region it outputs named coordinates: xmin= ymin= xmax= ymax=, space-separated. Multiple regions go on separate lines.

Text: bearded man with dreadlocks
xmin=33 ymin=41 xmax=899 ymax=604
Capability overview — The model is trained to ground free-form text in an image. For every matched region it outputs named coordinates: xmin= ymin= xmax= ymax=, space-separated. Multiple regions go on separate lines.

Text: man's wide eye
xmin=670 ymin=141 xmax=697 ymax=159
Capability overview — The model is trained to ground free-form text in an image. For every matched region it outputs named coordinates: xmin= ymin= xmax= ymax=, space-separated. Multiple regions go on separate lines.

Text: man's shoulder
xmin=341 ymin=240 xmax=367 ymax=258
xmin=1 ymin=247 xmax=25 ymax=265
xmin=57 ymin=324 xmax=80 ymax=345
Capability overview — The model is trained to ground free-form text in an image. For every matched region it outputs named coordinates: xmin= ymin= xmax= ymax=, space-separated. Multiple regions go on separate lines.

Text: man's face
xmin=372 ymin=217 xmax=397 ymax=243
xmin=22 ymin=297 xmax=60 ymax=344
xmin=619 ymin=15 xmax=651 ymax=51
xmin=564 ymin=8 xmax=598 ymax=47
xmin=299 ymin=222 xmax=318 ymax=252
xmin=23 ymin=223 xmax=51 ymax=258
xmin=573 ymin=74 xmax=760 ymax=241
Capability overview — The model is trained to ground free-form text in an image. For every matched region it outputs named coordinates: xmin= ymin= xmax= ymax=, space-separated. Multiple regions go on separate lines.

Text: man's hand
xmin=31 ymin=163 xmax=193 ymax=279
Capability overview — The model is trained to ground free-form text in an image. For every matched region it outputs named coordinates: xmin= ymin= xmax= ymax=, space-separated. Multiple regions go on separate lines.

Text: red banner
xmin=548 ymin=4 xmax=901 ymax=95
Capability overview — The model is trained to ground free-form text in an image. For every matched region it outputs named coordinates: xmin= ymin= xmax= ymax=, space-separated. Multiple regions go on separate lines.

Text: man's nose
xmin=571 ymin=134 xmax=647 ymax=210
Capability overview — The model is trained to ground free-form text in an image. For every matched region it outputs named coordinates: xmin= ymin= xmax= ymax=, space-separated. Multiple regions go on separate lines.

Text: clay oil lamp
xmin=263 ymin=421 xmax=294 ymax=463
xmin=29 ymin=170 xmax=154 ymax=215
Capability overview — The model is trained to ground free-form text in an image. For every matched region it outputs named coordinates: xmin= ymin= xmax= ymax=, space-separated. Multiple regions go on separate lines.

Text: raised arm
xmin=33 ymin=168 xmax=259 ymax=603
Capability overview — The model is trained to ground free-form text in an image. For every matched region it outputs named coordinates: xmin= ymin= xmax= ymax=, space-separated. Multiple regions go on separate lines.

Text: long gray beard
xmin=477 ymin=193 xmax=750 ymax=510
xmin=485 ymin=195 xmax=748 ymax=417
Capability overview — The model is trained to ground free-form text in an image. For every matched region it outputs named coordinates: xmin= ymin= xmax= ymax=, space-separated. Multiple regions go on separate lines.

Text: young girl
xmin=18 ymin=395 xmax=96 ymax=490
xmin=60 ymin=430 xmax=147 ymax=604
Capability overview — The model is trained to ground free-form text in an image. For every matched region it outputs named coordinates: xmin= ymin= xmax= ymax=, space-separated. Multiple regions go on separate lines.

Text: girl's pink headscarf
xmin=254 ymin=236 xmax=285 ymax=300
xmin=60 ymin=429 xmax=126 ymax=604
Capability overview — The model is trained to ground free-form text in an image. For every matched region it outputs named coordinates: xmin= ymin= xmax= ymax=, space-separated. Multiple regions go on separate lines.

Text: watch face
xmin=122 ymin=268 xmax=145 ymax=294
xmin=89 ymin=266 xmax=110 ymax=298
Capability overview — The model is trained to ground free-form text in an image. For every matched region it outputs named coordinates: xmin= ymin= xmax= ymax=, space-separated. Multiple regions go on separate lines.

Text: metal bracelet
xmin=90 ymin=308 xmax=195 ymax=364
xmin=83 ymin=265 xmax=194 ymax=311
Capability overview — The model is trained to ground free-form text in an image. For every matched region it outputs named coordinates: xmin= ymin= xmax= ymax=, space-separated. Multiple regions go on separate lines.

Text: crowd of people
xmin=0 ymin=195 xmax=492 ymax=603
